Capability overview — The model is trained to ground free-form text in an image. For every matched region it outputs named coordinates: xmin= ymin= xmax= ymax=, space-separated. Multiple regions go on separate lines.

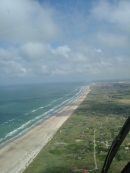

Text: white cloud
xmin=0 ymin=60 xmax=27 ymax=77
xmin=20 ymin=42 xmax=47 ymax=60
xmin=95 ymin=49 xmax=102 ymax=53
xmin=91 ymin=0 xmax=130 ymax=28
xmin=0 ymin=0 xmax=130 ymax=83
xmin=0 ymin=48 xmax=14 ymax=60
xmin=50 ymin=45 xmax=71 ymax=58
xmin=96 ymin=33 xmax=129 ymax=48
xmin=0 ymin=0 xmax=60 ymax=43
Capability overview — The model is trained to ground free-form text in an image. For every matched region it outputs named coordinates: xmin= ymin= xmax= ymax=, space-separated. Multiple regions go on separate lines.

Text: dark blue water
xmin=0 ymin=82 xmax=88 ymax=146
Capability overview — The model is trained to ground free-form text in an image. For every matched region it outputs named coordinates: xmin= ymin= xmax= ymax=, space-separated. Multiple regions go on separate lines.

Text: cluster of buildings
xmin=71 ymin=167 xmax=89 ymax=173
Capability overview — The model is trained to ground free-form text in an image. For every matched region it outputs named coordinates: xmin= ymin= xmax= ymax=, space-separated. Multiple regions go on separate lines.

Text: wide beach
xmin=0 ymin=86 xmax=90 ymax=173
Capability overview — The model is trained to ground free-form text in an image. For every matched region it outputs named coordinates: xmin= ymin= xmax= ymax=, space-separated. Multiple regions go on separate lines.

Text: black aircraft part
xmin=101 ymin=116 xmax=130 ymax=173
xmin=121 ymin=161 xmax=130 ymax=173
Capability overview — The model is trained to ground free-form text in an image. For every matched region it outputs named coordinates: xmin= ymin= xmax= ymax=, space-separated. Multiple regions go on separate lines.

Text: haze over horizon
xmin=0 ymin=0 xmax=130 ymax=85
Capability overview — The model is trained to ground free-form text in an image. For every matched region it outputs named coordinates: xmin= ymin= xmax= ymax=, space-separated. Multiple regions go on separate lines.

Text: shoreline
xmin=0 ymin=86 xmax=90 ymax=173
xmin=0 ymin=86 xmax=85 ymax=150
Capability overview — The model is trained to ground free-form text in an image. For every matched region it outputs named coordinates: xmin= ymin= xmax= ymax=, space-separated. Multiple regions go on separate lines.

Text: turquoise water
xmin=0 ymin=82 xmax=88 ymax=147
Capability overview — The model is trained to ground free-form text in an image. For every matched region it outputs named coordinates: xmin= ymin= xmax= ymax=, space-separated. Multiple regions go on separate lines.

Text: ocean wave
xmin=1 ymin=118 xmax=16 ymax=125
xmin=64 ymin=87 xmax=79 ymax=97
xmin=52 ymin=98 xmax=63 ymax=103
xmin=39 ymin=107 xmax=43 ymax=109
xmin=9 ymin=118 xmax=15 ymax=122
xmin=0 ymin=113 xmax=52 ymax=147
xmin=1 ymin=122 xmax=8 ymax=125
xmin=0 ymin=137 xmax=4 ymax=142
xmin=24 ymin=113 xmax=29 ymax=115
xmin=31 ymin=110 xmax=36 ymax=112
xmin=0 ymin=86 xmax=85 ymax=146
xmin=5 ymin=119 xmax=33 ymax=137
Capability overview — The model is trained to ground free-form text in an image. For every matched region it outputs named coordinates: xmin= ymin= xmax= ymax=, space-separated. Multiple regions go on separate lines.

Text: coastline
xmin=0 ymin=86 xmax=90 ymax=173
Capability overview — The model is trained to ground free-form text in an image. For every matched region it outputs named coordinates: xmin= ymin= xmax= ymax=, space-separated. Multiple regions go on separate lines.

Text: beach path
xmin=0 ymin=86 xmax=90 ymax=173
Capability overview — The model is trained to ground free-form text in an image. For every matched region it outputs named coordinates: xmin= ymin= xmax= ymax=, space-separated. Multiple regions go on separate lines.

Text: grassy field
xmin=23 ymin=82 xmax=130 ymax=173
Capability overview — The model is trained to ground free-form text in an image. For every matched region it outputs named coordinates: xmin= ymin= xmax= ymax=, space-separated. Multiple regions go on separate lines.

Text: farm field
xmin=23 ymin=82 xmax=130 ymax=173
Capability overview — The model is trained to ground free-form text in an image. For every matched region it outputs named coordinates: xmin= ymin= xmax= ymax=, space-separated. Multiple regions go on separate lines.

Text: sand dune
xmin=0 ymin=86 xmax=90 ymax=173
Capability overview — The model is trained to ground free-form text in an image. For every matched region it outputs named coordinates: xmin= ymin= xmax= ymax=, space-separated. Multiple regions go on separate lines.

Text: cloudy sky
xmin=0 ymin=0 xmax=130 ymax=84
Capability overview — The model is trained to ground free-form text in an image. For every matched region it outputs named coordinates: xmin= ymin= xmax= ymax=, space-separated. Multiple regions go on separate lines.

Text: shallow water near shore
xmin=0 ymin=82 xmax=89 ymax=146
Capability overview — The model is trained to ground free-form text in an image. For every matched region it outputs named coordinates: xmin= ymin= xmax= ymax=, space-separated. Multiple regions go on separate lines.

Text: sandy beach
xmin=0 ymin=86 xmax=90 ymax=173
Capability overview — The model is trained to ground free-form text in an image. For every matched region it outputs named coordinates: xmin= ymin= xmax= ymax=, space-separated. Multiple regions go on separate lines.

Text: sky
xmin=0 ymin=0 xmax=130 ymax=85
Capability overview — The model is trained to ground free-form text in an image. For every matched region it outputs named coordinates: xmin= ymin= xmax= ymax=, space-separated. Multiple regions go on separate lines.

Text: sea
xmin=0 ymin=82 xmax=89 ymax=147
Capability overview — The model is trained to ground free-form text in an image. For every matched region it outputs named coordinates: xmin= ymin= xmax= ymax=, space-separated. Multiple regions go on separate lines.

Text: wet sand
xmin=0 ymin=86 xmax=90 ymax=173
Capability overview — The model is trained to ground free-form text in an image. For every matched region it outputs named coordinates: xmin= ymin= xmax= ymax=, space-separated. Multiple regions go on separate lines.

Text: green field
xmin=23 ymin=82 xmax=130 ymax=173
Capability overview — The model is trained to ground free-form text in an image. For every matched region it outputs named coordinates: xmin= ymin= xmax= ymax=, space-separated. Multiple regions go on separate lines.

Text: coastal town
xmin=23 ymin=82 xmax=130 ymax=173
